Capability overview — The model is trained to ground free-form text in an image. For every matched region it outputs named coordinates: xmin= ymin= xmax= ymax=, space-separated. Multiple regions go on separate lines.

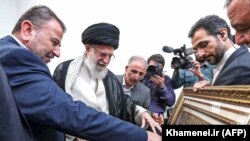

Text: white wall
xmin=0 ymin=0 xmax=232 ymax=100
xmin=0 ymin=0 xmax=18 ymax=37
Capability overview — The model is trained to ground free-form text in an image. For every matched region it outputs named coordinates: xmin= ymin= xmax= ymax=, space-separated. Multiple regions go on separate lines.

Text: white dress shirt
xmin=212 ymin=46 xmax=238 ymax=85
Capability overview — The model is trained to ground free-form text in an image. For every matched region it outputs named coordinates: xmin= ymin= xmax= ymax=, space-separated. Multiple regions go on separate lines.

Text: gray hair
xmin=127 ymin=56 xmax=147 ymax=66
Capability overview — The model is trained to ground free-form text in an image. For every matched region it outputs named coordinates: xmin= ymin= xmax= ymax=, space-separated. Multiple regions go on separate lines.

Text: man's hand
xmin=147 ymin=131 xmax=162 ymax=141
xmin=152 ymin=113 xmax=164 ymax=125
xmin=151 ymin=75 xmax=165 ymax=89
xmin=192 ymin=80 xmax=211 ymax=92
xmin=140 ymin=112 xmax=162 ymax=134
xmin=190 ymin=60 xmax=205 ymax=80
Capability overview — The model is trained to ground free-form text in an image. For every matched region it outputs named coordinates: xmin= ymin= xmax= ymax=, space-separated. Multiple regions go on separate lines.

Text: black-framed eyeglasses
xmin=93 ymin=47 xmax=115 ymax=60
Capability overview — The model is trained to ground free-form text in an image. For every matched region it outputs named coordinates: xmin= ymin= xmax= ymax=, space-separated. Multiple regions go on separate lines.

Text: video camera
xmin=145 ymin=64 xmax=162 ymax=78
xmin=162 ymin=44 xmax=195 ymax=69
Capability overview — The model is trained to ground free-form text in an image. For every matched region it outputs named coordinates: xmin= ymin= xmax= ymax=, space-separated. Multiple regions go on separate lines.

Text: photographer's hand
xmin=190 ymin=60 xmax=205 ymax=80
xmin=151 ymin=75 xmax=165 ymax=89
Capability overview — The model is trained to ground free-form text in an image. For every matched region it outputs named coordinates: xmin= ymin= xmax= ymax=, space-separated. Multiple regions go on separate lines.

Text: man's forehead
xmin=191 ymin=29 xmax=209 ymax=46
xmin=227 ymin=0 xmax=249 ymax=27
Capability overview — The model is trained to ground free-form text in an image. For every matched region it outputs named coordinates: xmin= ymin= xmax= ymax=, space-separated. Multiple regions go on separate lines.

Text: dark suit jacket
xmin=116 ymin=75 xmax=150 ymax=110
xmin=0 ymin=64 xmax=33 ymax=141
xmin=0 ymin=35 xmax=147 ymax=141
xmin=214 ymin=46 xmax=250 ymax=85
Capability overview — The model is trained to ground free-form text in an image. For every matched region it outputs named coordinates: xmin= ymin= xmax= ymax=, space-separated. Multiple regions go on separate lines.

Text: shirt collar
xmin=10 ymin=34 xmax=28 ymax=50
xmin=122 ymin=74 xmax=133 ymax=89
xmin=216 ymin=46 xmax=237 ymax=70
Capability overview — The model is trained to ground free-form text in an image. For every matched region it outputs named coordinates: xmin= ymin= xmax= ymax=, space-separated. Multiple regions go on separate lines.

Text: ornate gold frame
xmin=168 ymin=85 xmax=250 ymax=125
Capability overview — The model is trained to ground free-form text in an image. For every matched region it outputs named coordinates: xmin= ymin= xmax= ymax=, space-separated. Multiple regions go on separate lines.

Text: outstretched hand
xmin=152 ymin=113 xmax=164 ymax=126
xmin=140 ymin=112 xmax=162 ymax=134
xmin=192 ymin=80 xmax=211 ymax=92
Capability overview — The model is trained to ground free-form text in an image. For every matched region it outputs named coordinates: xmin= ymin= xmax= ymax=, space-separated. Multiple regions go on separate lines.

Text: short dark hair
xmin=188 ymin=15 xmax=233 ymax=40
xmin=147 ymin=54 xmax=165 ymax=67
xmin=12 ymin=5 xmax=66 ymax=34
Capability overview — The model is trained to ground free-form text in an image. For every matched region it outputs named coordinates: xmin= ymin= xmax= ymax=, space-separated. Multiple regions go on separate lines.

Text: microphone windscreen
xmin=162 ymin=46 xmax=174 ymax=53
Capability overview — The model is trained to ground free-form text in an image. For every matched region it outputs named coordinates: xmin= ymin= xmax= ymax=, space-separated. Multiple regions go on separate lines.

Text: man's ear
xmin=218 ymin=28 xmax=228 ymax=41
xmin=85 ymin=44 xmax=91 ymax=52
xmin=20 ymin=20 xmax=34 ymax=41
xmin=125 ymin=65 xmax=129 ymax=72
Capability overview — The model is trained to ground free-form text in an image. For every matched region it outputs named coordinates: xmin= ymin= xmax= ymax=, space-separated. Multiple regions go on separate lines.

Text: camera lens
xmin=146 ymin=65 xmax=162 ymax=77
xmin=171 ymin=57 xmax=182 ymax=69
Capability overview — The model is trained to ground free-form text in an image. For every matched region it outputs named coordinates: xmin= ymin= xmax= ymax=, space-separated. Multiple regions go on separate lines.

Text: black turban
xmin=81 ymin=22 xmax=120 ymax=50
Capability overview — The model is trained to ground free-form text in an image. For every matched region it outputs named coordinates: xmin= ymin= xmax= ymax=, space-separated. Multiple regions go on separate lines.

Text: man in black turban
xmin=53 ymin=22 xmax=162 ymax=141
xmin=82 ymin=22 xmax=120 ymax=49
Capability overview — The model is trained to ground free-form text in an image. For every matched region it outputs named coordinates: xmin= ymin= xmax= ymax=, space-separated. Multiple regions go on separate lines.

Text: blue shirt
xmin=172 ymin=62 xmax=215 ymax=89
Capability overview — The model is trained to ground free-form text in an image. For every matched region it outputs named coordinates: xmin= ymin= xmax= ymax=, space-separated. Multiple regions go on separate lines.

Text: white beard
xmin=84 ymin=52 xmax=108 ymax=80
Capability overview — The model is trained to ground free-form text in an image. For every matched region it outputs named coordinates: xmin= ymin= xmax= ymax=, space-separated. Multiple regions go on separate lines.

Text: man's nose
xmin=235 ymin=31 xmax=247 ymax=46
xmin=134 ymin=73 xmax=141 ymax=79
xmin=53 ymin=47 xmax=60 ymax=57
xmin=134 ymin=72 xmax=144 ymax=81
xmin=102 ymin=56 xmax=111 ymax=64
xmin=196 ymin=50 xmax=205 ymax=58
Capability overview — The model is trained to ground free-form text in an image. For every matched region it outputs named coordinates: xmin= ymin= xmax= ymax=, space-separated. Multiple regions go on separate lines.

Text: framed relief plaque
xmin=168 ymin=86 xmax=250 ymax=125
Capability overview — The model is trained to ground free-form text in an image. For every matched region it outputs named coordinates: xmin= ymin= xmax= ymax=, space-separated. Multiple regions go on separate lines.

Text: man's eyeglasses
xmin=93 ymin=47 xmax=115 ymax=60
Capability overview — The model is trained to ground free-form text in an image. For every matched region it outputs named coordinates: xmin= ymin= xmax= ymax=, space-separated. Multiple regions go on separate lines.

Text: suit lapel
xmin=220 ymin=46 xmax=248 ymax=72
xmin=214 ymin=46 xmax=248 ymax=85
xmin=117 ymin=75 xmax=123 ymax=84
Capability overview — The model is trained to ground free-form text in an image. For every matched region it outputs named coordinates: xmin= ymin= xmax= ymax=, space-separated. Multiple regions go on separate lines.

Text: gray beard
xmin=84 ymin=55 xmax=108 ymax=80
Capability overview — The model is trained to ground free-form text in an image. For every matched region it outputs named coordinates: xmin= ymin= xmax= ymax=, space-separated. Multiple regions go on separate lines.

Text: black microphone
xmin=162 ymin=46 xmax=175 ymax=53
